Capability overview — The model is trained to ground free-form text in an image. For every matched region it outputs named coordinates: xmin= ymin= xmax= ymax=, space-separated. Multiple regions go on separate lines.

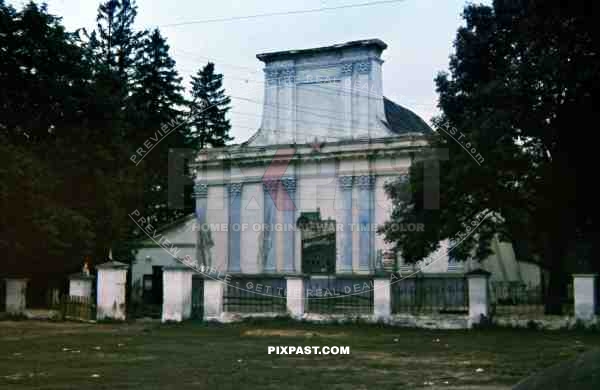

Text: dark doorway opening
xmin=298 ymin=210 xmax=336 ymax=275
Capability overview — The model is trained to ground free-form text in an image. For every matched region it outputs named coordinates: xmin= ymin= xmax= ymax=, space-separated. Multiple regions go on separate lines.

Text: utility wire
xmin=159 ymin=0 xmax=406 ymax=27
xmin=176 ymin=61 xmax=435 ymax=108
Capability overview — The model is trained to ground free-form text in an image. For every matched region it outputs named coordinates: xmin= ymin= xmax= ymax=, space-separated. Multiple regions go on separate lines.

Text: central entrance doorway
xmin=298 ymin=210 xmax=336 ymax=274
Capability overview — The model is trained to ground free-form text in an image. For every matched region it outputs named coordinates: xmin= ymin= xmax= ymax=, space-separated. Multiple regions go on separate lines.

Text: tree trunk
xmin=543 ymin=147 xmax=576 ymax=315
xmin=544 ymin=246 xmax=569 ymax=315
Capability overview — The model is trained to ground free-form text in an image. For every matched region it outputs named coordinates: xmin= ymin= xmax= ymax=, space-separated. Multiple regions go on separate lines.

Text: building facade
xmin=131 ymin=39 xmax=541 ymax=305
xmin=192 ymin=39 xmax=433 ymax=277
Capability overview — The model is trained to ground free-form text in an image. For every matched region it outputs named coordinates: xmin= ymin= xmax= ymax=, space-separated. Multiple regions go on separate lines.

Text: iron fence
xmin=490 ymin=282 xmax=573 ymax=316
xmin=59 ymin=295 xmax=96 ymax=321
xmin=305 ymin=277 xmax=374 ymax=315
xmin=597 ymin=279 xmax=600 ymax=315
xmin=0 ymin=280 xmax=5 ymax=312
xmin=191 ymin=275 xmax=204 ymax=319
xmin=391 ymin=275 xmax=469 ymax=315
xmin=223 ymin=277 xmax=287 ymax=314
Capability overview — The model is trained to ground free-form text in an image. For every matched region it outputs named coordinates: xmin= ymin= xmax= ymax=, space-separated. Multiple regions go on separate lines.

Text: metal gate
xmin=299 ymin=213 xmax=336 ymax=275
xmin=191 ymin=276 xmax=204 ymax=320
xmin=0 ymin=280 xmax=5 ymax=312
xmin=305 ymin=276 xmax=374 ymax=314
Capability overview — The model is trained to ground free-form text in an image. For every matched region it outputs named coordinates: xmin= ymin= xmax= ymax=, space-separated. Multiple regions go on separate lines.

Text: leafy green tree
xmin=0 ymin=2 xmax=98 ymax=273
xmin=130 ymin=28 xmax=191 ymax=227
xmin=187 ymin=62 xmax=232 ymax=150
xmin=0 ymin=1 xmax=92 ymax=145
xmin=0 ymin=1 xmax=144 ymax=276
xmin=380 ymin=0 xmax=599 ymax=313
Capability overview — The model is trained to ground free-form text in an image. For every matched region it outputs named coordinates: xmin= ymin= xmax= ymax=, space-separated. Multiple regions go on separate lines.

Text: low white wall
xmin=69 ymin=278 xmax=93 ymax=298
xmin=5 ymin=279 xmax=28 ymax=314
xmin=492 ymin=315 xmax=597 ymax=330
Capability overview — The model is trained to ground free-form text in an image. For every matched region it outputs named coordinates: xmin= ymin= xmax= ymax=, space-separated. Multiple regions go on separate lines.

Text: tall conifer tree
xmin=131 ymin=28 xmax=190 ymax=227
xmin=187 ymin=62 xmax=232 ymax=150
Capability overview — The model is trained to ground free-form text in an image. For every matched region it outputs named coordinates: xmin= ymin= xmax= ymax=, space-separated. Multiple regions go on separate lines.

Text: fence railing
xmin=0 ymin=280 xmax=5 ymax=312
xmin=490 ymin=282 xmax=573 ymax=316
xmin=191 ymin=276 xmax=204 ymax=319
xmin=305 ymin=277 xmax=374 ymax=315
xmin=391 ymin=274 xmax=469 ymax=315
xmin=597 ymin=280 xmax=600 ymax=315
xmin=58 ymin=295 xmax=96 ymax=321
xmin=224 ymin=277 xmax=287 ymax=314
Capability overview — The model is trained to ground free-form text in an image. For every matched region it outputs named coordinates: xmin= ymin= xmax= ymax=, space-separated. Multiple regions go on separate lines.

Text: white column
xmin=69 ymin=274 xmax=94 ymax=298
xmin=240 ymin=182 xmax=263 ymax=274
xmin=207 ymin=185 xmax=228 ymax=272
xmin=286 ymin=277 xmax=305 ymax=319
xmin=374 ymin=176 xmax=395 ymax=271
xmin=573 ymin=274 xmax=597 ymax=322
xmin=4 ymin=279 xmax=28 ymax=314
xmin=203 ymin=279 xmax=224 ymax=321
xmin=96 ymin=262 xmax=128 ymax=321
xmin=162 ymin=267 xmax=194 ymax=323
xmin=336 ymin=176 xmax=354 ymax=273
xmin=467 ymin=270 xmax=491 ymax=327
xmin=373 ymin=277 xmax=391 ymax=320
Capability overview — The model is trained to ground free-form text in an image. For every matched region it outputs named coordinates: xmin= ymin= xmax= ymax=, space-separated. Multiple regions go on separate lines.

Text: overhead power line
xmin=159 ymin=0 xmax=406 ymax=27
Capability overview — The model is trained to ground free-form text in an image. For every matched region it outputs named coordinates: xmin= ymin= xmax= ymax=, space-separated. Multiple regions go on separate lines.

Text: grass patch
xmin=0 ymin=321 xmax=599 ymax=389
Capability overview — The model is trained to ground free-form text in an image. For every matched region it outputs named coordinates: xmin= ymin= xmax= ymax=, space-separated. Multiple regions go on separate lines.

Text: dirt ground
xmin=1 ymin=320 xmax=599 ymax=389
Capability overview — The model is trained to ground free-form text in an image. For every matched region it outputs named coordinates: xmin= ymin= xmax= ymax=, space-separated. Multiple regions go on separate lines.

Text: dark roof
xmin=130 ymin=214 xmax=195 ymax=244
xmin=242 ymin=96 xmax=433 ymax=146
xmin=96 ymin=261 xmax=128 ymax=270
xmin=257 ymin=39 xmax=387 ymax=62
xmin=383 ymin=96 xmax=433 ymax=135
xmin=68 ymin=272 xmax=94 ymax=280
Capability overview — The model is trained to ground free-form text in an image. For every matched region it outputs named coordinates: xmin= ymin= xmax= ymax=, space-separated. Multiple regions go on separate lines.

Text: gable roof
xmin=130 ymin=214 xmax=196 ymax=246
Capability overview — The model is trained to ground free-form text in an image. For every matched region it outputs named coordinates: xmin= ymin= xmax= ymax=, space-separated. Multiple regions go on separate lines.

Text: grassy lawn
xmin=1 ymin=320 xmax=599 ymax=389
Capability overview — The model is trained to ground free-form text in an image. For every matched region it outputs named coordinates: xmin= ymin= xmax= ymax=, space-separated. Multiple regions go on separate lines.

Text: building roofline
xmin=256 ymin=39 xmax=387 ymax=62
xmin=130 ymin=214 xmax=196 ymax=245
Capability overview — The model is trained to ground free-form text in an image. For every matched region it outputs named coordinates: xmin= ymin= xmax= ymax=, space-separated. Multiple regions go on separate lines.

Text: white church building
xmin=130 ymin=39 xmax=541 ymax=311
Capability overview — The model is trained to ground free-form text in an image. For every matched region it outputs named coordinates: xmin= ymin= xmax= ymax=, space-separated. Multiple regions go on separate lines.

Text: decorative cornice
xmin=262 ymin=179 xmax=280 ymax=193
xmin=356 ymin=61 xmax=371 ymax=74
xmin=340 ymin=63 xmax=353 ymax=75
xmin=191 ymin=135 xmax=428 ymax=169
xmin=338 ymin=175 xmax=354 ymax=190
xmin=356 ymin=175 xmax=376 ymax=190
xmin=192 ymin=183 xmax=208 ymax=198
xmin=265 ymin=69 xmax=279 ymax=86
xmin=280 ymin=68 xmax=295 ymax=77
xmin=228 ymin=183 xmax=243 ymax=195
xmin=281 ymin=177 xmax=297 ymax=193
xmin=264 ymin=67 xmax=295 ymax=86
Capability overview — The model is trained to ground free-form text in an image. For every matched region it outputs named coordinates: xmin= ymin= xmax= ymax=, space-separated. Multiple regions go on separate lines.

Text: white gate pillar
xmin=286 ymin=277 xmax=305 ymax=319
xmin=4 ymin=278 xmax=28 ymax=315
xmin=96 ymin=261 xmax=128 ymax=321
xmin=573 ymin=274 xmax=597 ymax=322
xmin=203 ymin=279 xmax=224 ymax=320
xmin=162 ymin=266 xmax=194 ymax=322
xmin=373 ymin=276 xmax=391 ymax=321
xmin=467 ymin=269 xmax=491 ymax=328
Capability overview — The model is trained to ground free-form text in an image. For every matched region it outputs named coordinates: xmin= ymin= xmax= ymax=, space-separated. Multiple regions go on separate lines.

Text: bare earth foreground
xmin=1 ymin=320 xmax=599 ymax=390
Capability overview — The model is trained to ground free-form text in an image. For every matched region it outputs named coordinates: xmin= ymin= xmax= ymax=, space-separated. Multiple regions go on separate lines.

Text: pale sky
xmin=12 ymin=0 xmax=490 ymax=142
